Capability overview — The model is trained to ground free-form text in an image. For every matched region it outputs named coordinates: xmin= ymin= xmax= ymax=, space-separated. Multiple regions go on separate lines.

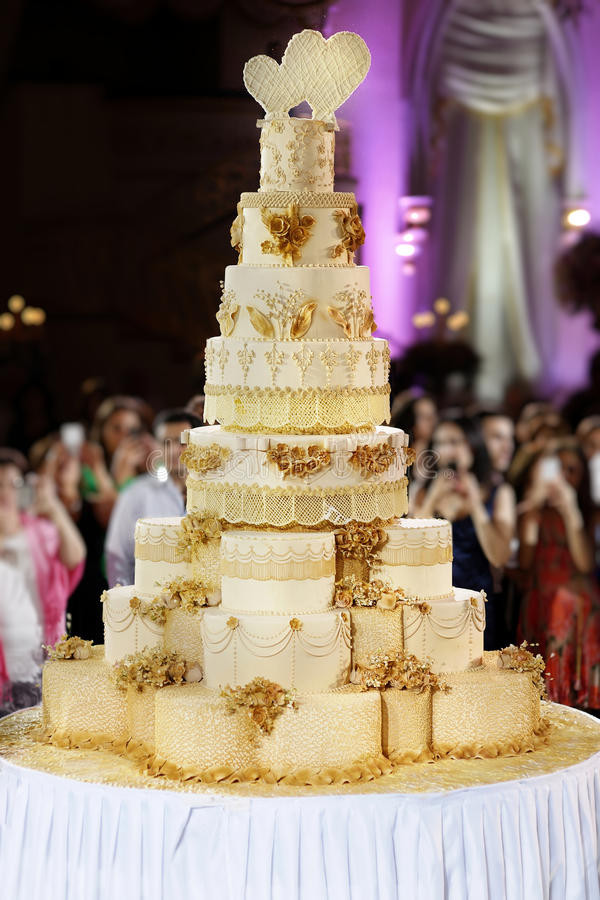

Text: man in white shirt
xmin=105 ymin=409 xmax=202 ymax=587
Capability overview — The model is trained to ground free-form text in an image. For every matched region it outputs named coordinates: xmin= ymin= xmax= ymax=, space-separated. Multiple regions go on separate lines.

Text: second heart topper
xmin=243 ymin=30 xmax=371 ymax=128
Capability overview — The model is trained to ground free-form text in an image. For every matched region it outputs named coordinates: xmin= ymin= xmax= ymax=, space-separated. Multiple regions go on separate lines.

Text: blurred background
xmin=1 ymin=0 xmax=600 ymax=712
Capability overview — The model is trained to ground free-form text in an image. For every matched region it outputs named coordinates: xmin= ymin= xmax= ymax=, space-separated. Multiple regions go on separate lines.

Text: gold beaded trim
xmin=204 ymin=384 xmax=391 ymax=434
xmin=241 ymin=190 xmax=356 ymax=208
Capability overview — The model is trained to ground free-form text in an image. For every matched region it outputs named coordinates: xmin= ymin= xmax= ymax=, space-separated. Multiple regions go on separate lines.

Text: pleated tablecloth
xmin=1 ymin=705 xmax=600 ymax=900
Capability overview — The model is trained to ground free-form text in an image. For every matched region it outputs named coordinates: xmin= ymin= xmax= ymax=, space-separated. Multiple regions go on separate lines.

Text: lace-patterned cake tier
xmin=235 ymin=191 xmax=362 ymax=266
xmin=200 ymin=607 xmax=352 ymax=691
xmin=218 ymin=265 xmax=374 ymax=342
xmin=370 ymin=517 xmax=454 ymax=601
xmin=259 ymin=118 xmax=335 ymax=193
xmin=182 ymin=424 xmax=409 ymax=492
xmin=186 ymin=478 xmax=407 ymax=528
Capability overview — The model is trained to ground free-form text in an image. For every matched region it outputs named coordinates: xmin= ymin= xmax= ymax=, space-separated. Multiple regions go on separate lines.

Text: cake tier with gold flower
xmin=220 ymin=530 xmax=336 ymax=613
xmin=370 ymin=517 xmax=453 ymax=601
xmin=235 ymin=190 xmax=361 ymax=267
xmin=350 ymin=588 xmax=486 ymax=673
xmin=258 ymin=116 xmax=335 ymax=193
xmin=219 ymin=266 xmax=373 ymax=342
xmin=183 ymin=424 xmax=409 ymax=526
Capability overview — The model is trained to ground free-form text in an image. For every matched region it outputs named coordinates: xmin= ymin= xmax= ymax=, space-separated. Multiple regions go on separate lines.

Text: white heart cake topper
xmin=243 ymin=29 xmax=371 ymax=127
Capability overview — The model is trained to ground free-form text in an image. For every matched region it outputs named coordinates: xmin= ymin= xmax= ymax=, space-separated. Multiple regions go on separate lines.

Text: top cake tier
xmin=259 ymin=117 xmax=335 ymax=193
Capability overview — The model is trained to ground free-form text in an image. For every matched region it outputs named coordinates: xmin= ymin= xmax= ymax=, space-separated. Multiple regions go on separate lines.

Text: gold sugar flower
xmin=221 ymin=676 xmax=297 ymax=735
xmin=355 ymin=649 xmax=448 ymax=693
xmin=498 ymin=641 xmax=547 ymax=699
xmin=226 ymin=616 xmax=239 ymax=630
xmin=45 ymin=635 xmax=94 ymax=661
xmin=260 ymin=205 xmax=316 ymax=265
xmin=289 ymin=617 xmax=303 ymax=631
xmin=113 ymin=648 xmax=187 ymax=692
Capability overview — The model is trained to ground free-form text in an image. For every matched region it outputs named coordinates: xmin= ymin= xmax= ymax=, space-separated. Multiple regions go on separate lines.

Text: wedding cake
xmin=37 ymin=30 xmax=548 ymax=786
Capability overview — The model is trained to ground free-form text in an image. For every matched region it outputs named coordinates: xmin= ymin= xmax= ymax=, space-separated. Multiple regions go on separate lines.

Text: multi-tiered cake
xmin=38 ymin=30 xmax=548 ymax=785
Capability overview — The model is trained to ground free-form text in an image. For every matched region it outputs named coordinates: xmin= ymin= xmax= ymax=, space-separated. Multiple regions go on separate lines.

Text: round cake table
xmin=0 ymin=705 xmax=599 ymax=900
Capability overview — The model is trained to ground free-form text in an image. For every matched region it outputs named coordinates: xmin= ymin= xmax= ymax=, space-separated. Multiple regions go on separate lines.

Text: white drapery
xmin=1 ymin=746 xmax=599 ymax=899
xmin=408 ymin=0 xmax=584 ymax=400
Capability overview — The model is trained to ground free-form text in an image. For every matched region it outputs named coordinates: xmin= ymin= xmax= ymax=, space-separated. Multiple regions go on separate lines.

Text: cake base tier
xmin=39 ymin=649 xmax=547 ymax=788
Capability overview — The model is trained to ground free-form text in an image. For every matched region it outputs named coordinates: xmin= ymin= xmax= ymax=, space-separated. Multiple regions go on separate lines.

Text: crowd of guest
xmin=1 ymin=379 xmax=600 ymax=715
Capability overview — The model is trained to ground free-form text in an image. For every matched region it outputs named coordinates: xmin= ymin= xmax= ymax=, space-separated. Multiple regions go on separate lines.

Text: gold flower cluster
xmin=176 ymin=515 xmax=222 ymax=561
xmin=335 ymin=521 xmax=388 ymax=561
xmin=405 ymin=447 xmax=417 ymax=467
xmin=260 ymin=204 xmax=315 ymax=264
xmin=129 ymin=595 xmax=169 ymax=626
xmin=354 ymin=649 xmax=448 ymax=693
xmin=45 ymin=635 xmax=93 ymax=661
xmin=332 ymin=205 xmax=365 ymax=258
xmin=266 ymin=442 xmax=331 ymax=478
xmin=498 ymin=641 xmax=547 ymax=700
xmin=180 ymin=443 xmax=230 ymax=474
xmin=113 ymin=647 xmax=195 ymax=692
xmin=159 ymin=577 xmax=209 ymax=614
xmin=221 ymin=676 xmax=298 ymax=735
xmin=349 ymin=443 xmax=396 ymax=477
xmin=334 ymin=575 xmax=404 ymax=610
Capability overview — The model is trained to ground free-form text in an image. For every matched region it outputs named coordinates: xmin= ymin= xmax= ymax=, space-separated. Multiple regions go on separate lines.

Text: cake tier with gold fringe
xmin=370 ymin=517 xmax=454 ymax=601
xmin=37 ymin=648 xmax=548 ymax=788
xmin=350 ymin=588 xmax=486 ymax=674
xmin=182 ymin=424 xmax=409 ymax=492
xmin=220 ymin=266 xmax=373 ymax=342
xmin=134 ymin=516 xmax=220 ymax=602
xmin=220 ymin=530 xmax=336 ymax=613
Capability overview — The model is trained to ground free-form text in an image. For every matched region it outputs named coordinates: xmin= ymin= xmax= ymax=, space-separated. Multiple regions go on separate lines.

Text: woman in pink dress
xmin=0 ymin=449 xmax=86 ymax=713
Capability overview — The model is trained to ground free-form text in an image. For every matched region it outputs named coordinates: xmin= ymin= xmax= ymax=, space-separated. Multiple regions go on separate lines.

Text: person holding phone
xmin=0 ymin=448 xmax=86 ymax=711
xmin=412 ymin=415 xmax=516 ymax=648
xmin=513 ymin=437 xmax=600 ymax=707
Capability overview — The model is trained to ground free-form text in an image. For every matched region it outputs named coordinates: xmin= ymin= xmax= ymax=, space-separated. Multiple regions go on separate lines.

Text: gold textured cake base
xmin=2 ymin=704 xmax=599 ymax=798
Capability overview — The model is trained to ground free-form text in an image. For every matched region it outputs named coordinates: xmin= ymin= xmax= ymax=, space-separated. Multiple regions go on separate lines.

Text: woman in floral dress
xmin=516 ymin=437 xmax=600 ymax=707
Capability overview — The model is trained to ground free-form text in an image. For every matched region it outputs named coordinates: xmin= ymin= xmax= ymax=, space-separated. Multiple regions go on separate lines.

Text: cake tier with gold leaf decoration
xmin=219 ymin=265 xmax=373 ymax=342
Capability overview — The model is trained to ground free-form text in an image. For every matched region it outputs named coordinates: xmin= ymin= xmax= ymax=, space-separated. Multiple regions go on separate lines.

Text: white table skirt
xmin=1 ymin=739 xmax=600 ymax=900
